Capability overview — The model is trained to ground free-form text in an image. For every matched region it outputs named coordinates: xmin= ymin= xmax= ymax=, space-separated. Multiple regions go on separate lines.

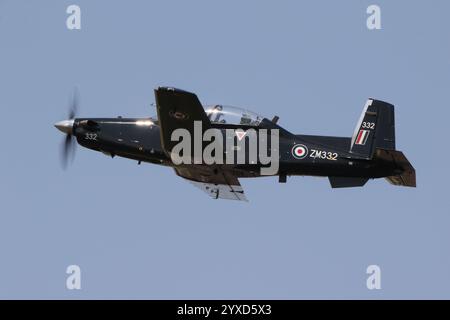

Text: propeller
xmin=68 ymin=86 xmax=79 ymax=120
xmin=60 ymin=128 xmax=76 ymax=169
xmin=55 ymin=88 xmax=79 ymax=169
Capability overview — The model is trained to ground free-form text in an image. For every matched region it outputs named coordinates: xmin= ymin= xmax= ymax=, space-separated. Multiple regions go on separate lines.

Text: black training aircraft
xmin=55 ymin=87 xmax=415 ymax=201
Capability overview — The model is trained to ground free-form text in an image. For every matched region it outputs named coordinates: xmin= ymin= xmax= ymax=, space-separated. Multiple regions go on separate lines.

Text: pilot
xmin=210 ymin=105 xmax=224 ymax=123
xmin=240 ymin=113 xmax=252 ymax=125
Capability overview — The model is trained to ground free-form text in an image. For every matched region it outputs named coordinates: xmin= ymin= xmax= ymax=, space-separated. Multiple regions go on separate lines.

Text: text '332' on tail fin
xmin=350 ymin=99 xmax=395 ymax=159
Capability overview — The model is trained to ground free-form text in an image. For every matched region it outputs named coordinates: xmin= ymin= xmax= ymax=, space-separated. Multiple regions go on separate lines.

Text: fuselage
xmin=72 ymin=117 xmax=397 ymax=180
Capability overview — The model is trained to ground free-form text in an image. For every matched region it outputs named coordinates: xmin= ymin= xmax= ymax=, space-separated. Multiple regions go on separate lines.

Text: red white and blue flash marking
xmin=355 ymin=129 xmax=370 ymax=145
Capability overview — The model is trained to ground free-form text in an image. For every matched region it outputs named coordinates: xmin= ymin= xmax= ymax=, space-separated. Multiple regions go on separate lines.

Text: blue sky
xmin=0 ymin=0 xmax=449 ymax=298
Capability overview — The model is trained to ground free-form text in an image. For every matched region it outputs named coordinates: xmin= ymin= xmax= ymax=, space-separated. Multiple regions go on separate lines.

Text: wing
xmin=175 ymin=166 xmax=248 ymax=201
xmin=154 ymin=87 xmax=211 ymax=154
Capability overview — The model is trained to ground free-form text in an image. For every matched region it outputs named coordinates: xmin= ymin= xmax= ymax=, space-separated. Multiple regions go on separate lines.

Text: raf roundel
xmin=292 ymin=144 xmax=308 ymax=159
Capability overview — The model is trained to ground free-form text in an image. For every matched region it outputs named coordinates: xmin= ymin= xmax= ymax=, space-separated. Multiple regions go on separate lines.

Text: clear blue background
xmin=0 ymin=0 xmax=449 ymax=299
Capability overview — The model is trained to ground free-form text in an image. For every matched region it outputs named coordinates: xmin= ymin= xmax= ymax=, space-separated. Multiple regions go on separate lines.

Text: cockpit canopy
xmin=203 ymin=105 xmax=264 ymax=126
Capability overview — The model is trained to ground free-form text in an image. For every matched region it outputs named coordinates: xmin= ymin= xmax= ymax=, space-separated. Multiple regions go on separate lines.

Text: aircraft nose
xmin=54 ymin=119 xmax=74 ymax=135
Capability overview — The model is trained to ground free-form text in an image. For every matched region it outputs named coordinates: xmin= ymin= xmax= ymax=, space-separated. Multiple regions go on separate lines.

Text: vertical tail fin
xmin=350 ymin=99 xmax=395 ymax=159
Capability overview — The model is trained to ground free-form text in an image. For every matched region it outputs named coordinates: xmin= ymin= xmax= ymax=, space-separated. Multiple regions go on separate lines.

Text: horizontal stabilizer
xmin=385 ymin=174 xmax=415 ymax=187
xmin=376 ymin=149 xmax=416 ymax=187
xmin=328 ymin=176 xmax=369 ymax=188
